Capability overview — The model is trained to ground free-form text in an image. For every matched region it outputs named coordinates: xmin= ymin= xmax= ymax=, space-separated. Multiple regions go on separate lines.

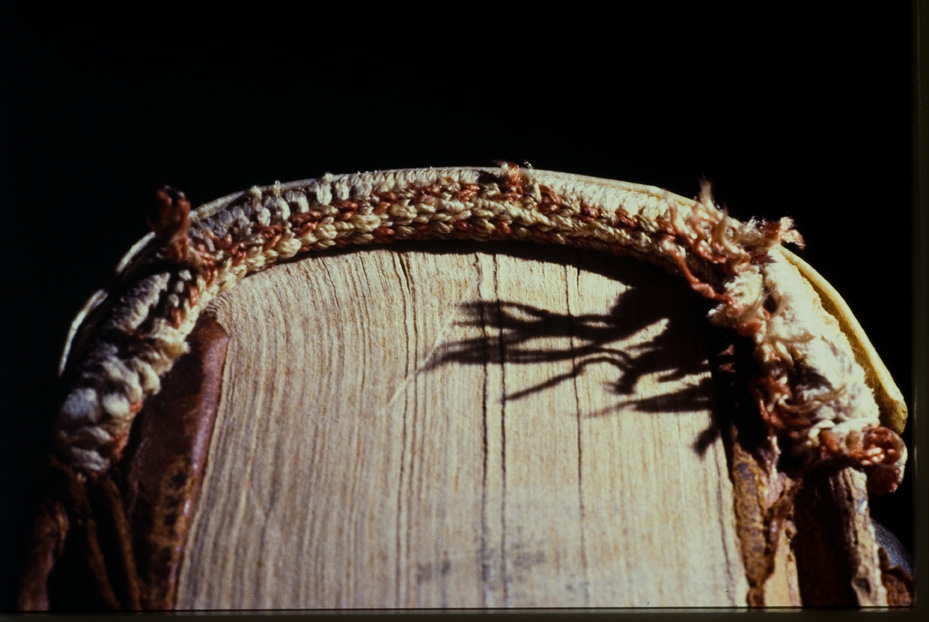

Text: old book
xmin=20 ymin=169 xmax=911 ymax=610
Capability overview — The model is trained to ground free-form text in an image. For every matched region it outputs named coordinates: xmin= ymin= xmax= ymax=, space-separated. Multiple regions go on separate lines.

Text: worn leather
xmin=120 ymin=314 xmax=229 ymax=609
xmin=18 ymin=315 xmax=229 ymax=610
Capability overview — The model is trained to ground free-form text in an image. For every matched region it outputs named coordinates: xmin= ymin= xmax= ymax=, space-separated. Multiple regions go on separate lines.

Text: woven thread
xmin=54 ymin=164 xmax=906 ymax=492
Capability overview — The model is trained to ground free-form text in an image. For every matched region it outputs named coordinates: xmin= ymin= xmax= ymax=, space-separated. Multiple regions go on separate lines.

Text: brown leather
xmin=878 ymin=548 xmax=914 ymax=607
xmin=706 ymin=331 xmax=802 ymax=606
xmin=16 ymin=464 xmax=70 ymax=610
xmin=17 ymin=315 xmax=229 ymax=611
xmin=119 ymin=314 xmax=229 ymax=609
xmin=18 ymin=460 xmax=128 ymax=610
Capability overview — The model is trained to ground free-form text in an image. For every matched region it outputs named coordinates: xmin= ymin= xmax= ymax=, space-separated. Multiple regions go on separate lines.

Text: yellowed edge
xmin=778 ymin=247 xmax=907 ymax=434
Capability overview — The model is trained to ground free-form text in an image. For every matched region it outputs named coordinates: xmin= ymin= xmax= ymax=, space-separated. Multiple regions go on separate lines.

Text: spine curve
xmin=53 ymin=164 xmax=906 ymax=493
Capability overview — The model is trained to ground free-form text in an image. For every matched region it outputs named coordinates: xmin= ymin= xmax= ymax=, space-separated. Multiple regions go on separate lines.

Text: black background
xmin=0 ymin=3 xmax=915 ymax=609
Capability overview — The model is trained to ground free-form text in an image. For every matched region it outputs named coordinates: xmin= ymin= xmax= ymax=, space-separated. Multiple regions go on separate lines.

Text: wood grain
xmin=174 ymin=242 xmax=749 ymax=608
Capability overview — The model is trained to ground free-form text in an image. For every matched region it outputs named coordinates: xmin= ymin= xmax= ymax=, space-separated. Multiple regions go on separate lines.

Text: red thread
xmin=613 ymin=207 xmax=636 ymax=229
xmin=150 ymin=186 xmax=191 ymax=262
xmin=580 ymin=203 xmax=600 ymax=222
xmin=538 ymin=184 xmax=561 ymax=214
xmin=168 ymin=306 xmax=183 ymax=329
xmin=491 ymin=219 xmax=511 ymax=239
xmin=454 ymin=183 xmax=480 ymax=202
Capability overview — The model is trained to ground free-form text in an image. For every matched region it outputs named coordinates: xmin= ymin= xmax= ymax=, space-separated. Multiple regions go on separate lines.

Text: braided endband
xmin=54 ymin=165 xmax=906 ymax=492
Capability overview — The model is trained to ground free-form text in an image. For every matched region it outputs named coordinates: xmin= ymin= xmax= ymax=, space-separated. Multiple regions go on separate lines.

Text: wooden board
xmin=173 ymin=242 xmax=749 ymax=608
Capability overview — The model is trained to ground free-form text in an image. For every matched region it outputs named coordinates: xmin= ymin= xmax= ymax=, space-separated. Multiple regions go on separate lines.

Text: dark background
xmin=1 ymin=3 xmax=916 ymax=609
